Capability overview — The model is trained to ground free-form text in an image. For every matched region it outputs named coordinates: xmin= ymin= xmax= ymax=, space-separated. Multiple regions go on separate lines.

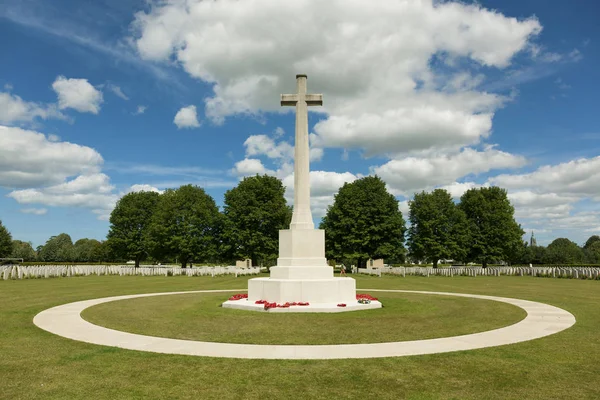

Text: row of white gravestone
xmin=379 ymin=266 xmax=600 ymax=280
xmin=0 ymin=265 xmax=261 ymax=280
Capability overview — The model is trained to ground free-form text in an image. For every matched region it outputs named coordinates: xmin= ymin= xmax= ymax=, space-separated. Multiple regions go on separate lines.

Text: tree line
xmin=1 ymin=175 xmax=599 ymax=267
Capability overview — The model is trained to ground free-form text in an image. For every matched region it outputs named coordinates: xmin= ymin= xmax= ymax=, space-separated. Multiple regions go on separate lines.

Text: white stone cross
xmin=281 ymin=74 xmax=323 ymax=230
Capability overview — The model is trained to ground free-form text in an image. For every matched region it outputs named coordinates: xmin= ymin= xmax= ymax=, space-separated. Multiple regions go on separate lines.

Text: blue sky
xmin=0 ymin=0 xmax=599 ymax=247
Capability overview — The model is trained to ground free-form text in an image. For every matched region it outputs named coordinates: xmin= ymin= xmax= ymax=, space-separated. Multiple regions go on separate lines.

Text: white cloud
xmin=282 ymin=170 xmax=358 ymax=218
xmin=173 ymin=105 xmax=200 ymax=129
xmin=438 ymin=181 xmax=481 ymax=199
xmin=52 ymin=76 xmax=103 ymax=114
xmin=0 ymin=126 xmax=103 ymax=188
xmin=128 ymin=184 xmax=163 ymax=194
xmin=0 ymin=91 xmax=66 ymax=124
xmin=132 ymin=0 xmax=541 ymax=155
xmin=489 ymin=156 xmax=600 ymax=200
xmin=19 ymin=208 xmax=47 ymax=215
xmin=134 ymin=105 xmax=147 ymax=115
xmin=107 ymin=84 xmax=129 ymax=100
xmin=373 ymin=146 xmax=526 ymax=196
xmin=245 ymin=135 xmax=293 ymax=159
xmin=8 ymin=173 xmax=118 ymax=217
xmin=231 ymin=158 xmax=274 ymax=176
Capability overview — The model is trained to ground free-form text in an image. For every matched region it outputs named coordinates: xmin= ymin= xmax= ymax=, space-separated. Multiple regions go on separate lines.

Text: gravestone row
xmin=0 ymin=265 xmax=260 ymax=280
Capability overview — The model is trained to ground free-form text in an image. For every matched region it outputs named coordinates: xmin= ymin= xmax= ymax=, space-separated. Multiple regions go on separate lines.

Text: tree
xmin=523 ymin=244 xmax=547 ymax=265
xmin=544 ymin=238 xmax=585 ymax=264
xmin=146 ymin=185 xmax=221 ymax=267
xmin=10 ymin=240 xmax=36 ymax=261
xmin=72 ymin=238 xmax=103 ymax=262
xmin=585 ymin=241 xmax=600 ymax=264
xmin=0 ymin=220 xmax=13 ymax=258
xmin=320 ymin=176 xmax=406 ymax=267
xmin=583 ymin=235 xmax=600 ymax=250
xmin=459 ymin=187 xmax=524 ymax=267
xmin=37 ymin=233 xmax=73 ymax=262
xmin=222 ymin=175 xmax=291 ymax=266
xmin=107 ymin=191 xmax=160 ymax=267
xmin=407 ymin=189 xmax=470 ymax=268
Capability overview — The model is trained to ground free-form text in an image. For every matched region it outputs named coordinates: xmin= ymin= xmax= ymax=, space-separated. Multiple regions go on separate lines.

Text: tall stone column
xmin=291 ymin=75 xmax=313 ymax=230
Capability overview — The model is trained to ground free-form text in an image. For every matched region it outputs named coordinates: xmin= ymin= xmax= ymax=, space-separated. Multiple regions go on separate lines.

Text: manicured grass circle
xmin=82 ymin=291 xmax=526 ymax=345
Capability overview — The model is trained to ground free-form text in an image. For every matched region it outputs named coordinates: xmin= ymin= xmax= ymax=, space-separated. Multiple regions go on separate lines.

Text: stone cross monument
xmin=281 ymin=74 xmax=322 ymax=230
xmin=223 ymin=74 xmax=380 ymax=312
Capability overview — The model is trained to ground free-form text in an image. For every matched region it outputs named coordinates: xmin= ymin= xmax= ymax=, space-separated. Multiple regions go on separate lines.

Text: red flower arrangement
xmin=356 ymin=294 xmax=378 ymax=301
xmin=258 ymin=300 xmax=310 ymax=310
xmin=228 ymin=294 xmax=248 ymax=301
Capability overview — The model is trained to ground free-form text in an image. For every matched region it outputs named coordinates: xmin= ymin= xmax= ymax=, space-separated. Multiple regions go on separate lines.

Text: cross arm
xmin=280 ymin=93 xmax=323 ymax=106
xmin=305 ymin=94 xmax=323 ymax=106
xmin=281 ymin=94 xmax=298 ymax=106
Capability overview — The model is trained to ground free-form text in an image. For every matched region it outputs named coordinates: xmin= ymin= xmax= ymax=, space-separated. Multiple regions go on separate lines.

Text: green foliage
xmin=107 ymin=191 xmax=160 ymax=267
xmin=72 ymin=238 xmax=104 ymax=262
xmin=10 ymin=240 xmax=36 ymax=261
xmin=459 ymin=187 xmax=524 ymax=267
xmin=146 ymin=185 xmax=221 ymax=267
xmin=37 ymin=233 xmax=74 ymax=262
xmin=583 ymin=235 xmax=600 ymax=250
xmin=585 ymin=241 xmax=600 ymax=264
xmin=544 ymin=238 xmax=585 ymax=264
xmin=522 ymin=244 xmax=547 ymax=264
xmin=407 ymin=189 xmax=470 ymax=268
xmin=222 ymin=175 xmax=291 ymax=266
xmin=0 ymin=220 xmax=13 ymax=258
xmin=320 ymin=176 xmax=406 ymax=267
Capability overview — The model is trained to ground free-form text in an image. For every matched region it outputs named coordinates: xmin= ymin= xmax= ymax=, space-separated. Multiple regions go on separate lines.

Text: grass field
xmin=1 ymin=274 xmax=599 ymax=399
xmin=82 ymin=291 xmax=525 ymax=345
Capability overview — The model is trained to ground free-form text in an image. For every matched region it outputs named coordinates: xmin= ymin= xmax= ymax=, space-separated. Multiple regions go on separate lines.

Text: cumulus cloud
xmin=173 ymin=105 xmax=200 ymax=128
xmin=245 ymin=135 xmax=293 ymax=160
xmin=372 ymin=146 xmax=526 ymax=196
xmin=0 ymin=91 xmax=66 ymax=124
xmin=128 ymin=184 xmax=163 ymax=194
xmin=132 ymin=0 xmax=541 ymax=155
xmin=231 ymin=158 xmax=274 ymax=176
xmin=7 ymin=173 xmax=118 ymax=218
xmin=281 ymin=170 xmax=358 ymax=218
xmin=489 ymin=156 xmax=600 ymax=200
xmin=52 ymin=76 xmax=103 ymax=114
xmin=0 ymin=126 xmax=103 ymax=188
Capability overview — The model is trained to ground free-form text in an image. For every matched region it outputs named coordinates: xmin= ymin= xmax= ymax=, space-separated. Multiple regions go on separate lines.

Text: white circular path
xmin=33 ymin=289 xmax=576 ymax=360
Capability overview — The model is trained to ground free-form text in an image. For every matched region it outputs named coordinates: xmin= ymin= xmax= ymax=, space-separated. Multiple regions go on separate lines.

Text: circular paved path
xmin=33 ymin=289 xmax=576 ymax=360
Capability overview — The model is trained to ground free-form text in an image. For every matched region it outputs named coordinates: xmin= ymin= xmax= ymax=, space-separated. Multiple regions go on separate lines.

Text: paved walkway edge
xmin=33 ymin=289 xmax=576 ymax=360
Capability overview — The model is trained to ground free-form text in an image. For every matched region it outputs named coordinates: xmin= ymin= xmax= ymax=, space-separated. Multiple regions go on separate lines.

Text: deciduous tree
xmin=0 ymin=220 xmax=13 ymax=258
xmin=583 ymin=235 xmax=600 ymax=250
xmin=222 ymin=175 xmax=291 ymax=266
xmin=10 ymin=240 xmax=36 ymax=261
xmin=72 ymin=238 xmax=103 ymax=262
xmin=459 ymin=187 xmax=524 ymax=267
xmin=407 ymin=189 xmax=470 ymax=268
xmin=320 ymin=176 xmax=406 ymax=267
xmin=37 ymin=233 xmax=74 ymax=262
xmin=107 ymin=191 xmax=160 ymax=267
xmin=146 ymin=185 xmax=221 ymax=267
xmin=544 ymin=238 xmax=585 ymax=264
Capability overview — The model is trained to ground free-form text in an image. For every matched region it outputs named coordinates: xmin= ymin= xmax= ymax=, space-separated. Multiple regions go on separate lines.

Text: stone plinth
xmin=222 ymin=298 xmax=383 ymax=313
xmin=248 ymin=277 xmax=356 ymax=304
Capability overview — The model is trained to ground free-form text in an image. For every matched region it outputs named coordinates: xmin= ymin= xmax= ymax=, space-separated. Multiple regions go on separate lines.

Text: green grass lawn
xmin=82 ymin=291 xmax=525 ymax=345
xmin=1 ymin=274 xmax=598 ymax=400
